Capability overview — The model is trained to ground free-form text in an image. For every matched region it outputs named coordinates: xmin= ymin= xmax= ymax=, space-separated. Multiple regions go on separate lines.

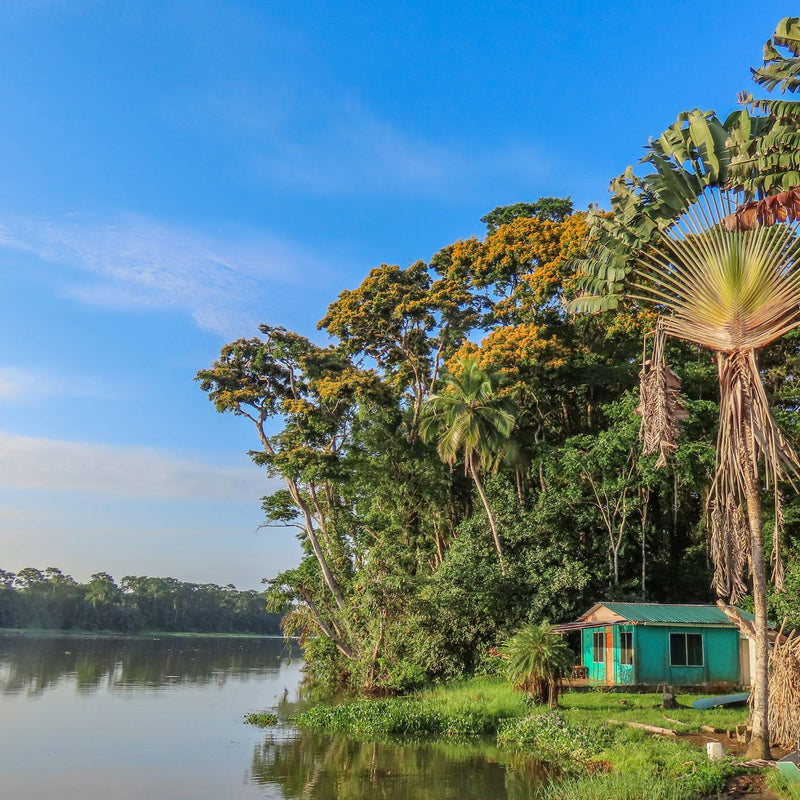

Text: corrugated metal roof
xmin=586 ymin=603 xmax=755 ymax=626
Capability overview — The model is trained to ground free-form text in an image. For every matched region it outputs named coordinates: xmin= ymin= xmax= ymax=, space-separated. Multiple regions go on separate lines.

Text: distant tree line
xmin=0 ymin=567 xmax=282 ymax=634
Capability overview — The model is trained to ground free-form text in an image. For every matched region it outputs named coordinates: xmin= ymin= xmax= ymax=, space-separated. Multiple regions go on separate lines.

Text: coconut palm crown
xmin=420 ymin=358 xmax=518 ymax=571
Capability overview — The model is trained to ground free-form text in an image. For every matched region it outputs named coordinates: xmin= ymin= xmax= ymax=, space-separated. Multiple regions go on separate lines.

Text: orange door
xmin=605 ymin=626 xmax=614 ymax=685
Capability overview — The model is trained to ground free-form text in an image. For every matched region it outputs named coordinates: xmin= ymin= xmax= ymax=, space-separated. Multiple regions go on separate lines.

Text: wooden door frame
xmin=605 ymin=626 xmax=614 ymax=686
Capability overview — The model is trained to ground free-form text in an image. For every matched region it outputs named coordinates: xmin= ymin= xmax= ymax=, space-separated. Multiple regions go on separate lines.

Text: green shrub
xmin=498 ymin=712 xmax=615 ymax=760
xmin=295 ymin=696 xmax=504 ymax=738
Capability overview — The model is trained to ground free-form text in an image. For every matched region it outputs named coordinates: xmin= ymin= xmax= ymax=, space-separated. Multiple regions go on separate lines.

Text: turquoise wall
xmin=580 ymin=624 xmax=740 ymax=686
xmin=635 ymin=625 xmax=739 ymax=686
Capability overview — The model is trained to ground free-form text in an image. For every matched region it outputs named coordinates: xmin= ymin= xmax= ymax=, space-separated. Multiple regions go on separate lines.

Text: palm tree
xmin=635 ymin=200 xmax=800 ymax=758
xmin=579 ymin=183 xmax=800 ymax=757
xmin=501 ymin=623 xmax=575 ymax=708
xmin=420 ymin=358 xmax=518 ymax=573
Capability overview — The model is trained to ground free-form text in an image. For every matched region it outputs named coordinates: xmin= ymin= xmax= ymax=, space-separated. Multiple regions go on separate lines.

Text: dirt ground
xmin=681 ymin=729 xmax=790 ymax=760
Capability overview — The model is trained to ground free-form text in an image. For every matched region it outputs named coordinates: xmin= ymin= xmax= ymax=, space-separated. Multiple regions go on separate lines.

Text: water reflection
xmin=0 ymin=633 xmax=293 ymax=695
xmin=1 ymin=634 xmax=551 ymax=800
xmin=249 ymin=730 xmax=551 ymax=800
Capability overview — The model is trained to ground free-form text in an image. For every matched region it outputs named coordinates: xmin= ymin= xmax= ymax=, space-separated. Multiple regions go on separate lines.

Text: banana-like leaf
xmin=753 ymin=17 xmax=800 ymax=93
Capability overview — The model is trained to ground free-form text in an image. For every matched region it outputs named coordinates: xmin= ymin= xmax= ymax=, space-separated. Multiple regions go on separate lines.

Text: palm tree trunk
xmin=744 ymin=463 xmax=771 ymax=759
xmin=469 ymin=464 xmax=505 ymax=575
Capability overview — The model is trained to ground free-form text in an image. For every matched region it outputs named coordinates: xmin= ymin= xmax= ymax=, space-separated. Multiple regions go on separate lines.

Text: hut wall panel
xmin=635 ymin=625 xmax=739 ymax=686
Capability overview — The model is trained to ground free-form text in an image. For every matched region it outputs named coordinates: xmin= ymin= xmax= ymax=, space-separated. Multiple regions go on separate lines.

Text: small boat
xmin=777 ymin=738 xmax=800 ymax=784
xmin=691 ymin=692 xmax=750 ymax=710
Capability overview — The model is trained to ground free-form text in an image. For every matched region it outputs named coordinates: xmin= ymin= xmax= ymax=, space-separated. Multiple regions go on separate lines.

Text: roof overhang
xmin=552 ymin=620 xmax=608 ymax=632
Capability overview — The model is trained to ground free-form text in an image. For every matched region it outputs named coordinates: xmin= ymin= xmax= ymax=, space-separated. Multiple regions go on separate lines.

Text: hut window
xmin=620 ymin=631 xmax=633 ymax=665
xmin=592 ymin=631 xmax=604 ymax=663
xmin=669 ymin=633 xmax=703 ymax=666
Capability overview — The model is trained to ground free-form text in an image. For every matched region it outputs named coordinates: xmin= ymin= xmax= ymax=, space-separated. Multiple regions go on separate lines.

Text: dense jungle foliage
xmin=0 ymin=567 xmax=282 ymax=634
xmin=198 ymin=196 xmax=800 ymax=694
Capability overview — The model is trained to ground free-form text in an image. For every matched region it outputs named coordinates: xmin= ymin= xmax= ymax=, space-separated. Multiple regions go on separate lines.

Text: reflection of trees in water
xmin=0 ymin=635 xmax=295 ymax=695
xmin=249 ymin=730 xmax=551 ymax=800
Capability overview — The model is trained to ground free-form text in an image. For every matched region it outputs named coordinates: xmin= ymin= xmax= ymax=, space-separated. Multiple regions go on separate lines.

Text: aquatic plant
xmin=244 ymin=712 xmax=278 ymax=727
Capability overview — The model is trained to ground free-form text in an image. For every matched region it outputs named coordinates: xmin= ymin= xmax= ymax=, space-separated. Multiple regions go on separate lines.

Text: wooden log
xmin=716 ymin=600 xmax=756 ymax=640
xmin=701 ymin=724 xmax=722 ymax=734
xmin=606 ymin=719 xmax=677 ymax=736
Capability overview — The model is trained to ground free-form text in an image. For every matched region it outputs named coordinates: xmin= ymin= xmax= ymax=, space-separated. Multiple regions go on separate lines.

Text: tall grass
xmin=538 ymin=728 xmax=735 ymax=800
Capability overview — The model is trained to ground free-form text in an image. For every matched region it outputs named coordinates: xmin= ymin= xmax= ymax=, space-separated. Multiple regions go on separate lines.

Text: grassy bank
xmin=295 ymin=677 xmax=758 ymax=799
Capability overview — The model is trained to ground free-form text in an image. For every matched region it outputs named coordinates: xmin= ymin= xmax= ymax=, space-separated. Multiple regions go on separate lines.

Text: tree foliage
xmin=501 ymin=623 xmax=575 ymax=707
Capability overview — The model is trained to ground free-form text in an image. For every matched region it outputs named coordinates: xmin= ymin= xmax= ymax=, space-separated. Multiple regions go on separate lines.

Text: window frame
xmin=619 ymin=630 xmax=634 ymax=665
xmin=592 ymin=631 xmax=605 ymax=663
xmin=669 ymin=632 xmax=704 ymax=667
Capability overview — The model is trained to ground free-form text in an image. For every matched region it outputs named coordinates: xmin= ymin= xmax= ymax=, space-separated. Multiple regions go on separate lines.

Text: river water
xmin=0 ymin=633 xmax=544 ymax=799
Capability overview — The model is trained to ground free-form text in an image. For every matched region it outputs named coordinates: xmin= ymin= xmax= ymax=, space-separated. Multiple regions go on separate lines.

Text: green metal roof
xmin=592 ymin=603 xmax=755 ymax=626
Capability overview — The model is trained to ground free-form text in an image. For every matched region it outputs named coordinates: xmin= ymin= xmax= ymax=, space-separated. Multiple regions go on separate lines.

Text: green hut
xmin=553 ymin=603 xmax=753 ymax=688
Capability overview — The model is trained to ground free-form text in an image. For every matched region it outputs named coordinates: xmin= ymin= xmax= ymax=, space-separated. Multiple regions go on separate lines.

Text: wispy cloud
xmin=0 ymin=214 xmax=333 ymax=337
xmin=0 ymin=366 xmax=113 ymax=402
xmin=207 ymin=92 xmax=544 ymax=197
xmin=0 ymin=431 xmax=275 ymax=501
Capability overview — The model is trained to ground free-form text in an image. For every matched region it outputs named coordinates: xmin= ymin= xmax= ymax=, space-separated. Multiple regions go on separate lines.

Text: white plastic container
xmin=706 ymin=741 xmax=724 ymax=761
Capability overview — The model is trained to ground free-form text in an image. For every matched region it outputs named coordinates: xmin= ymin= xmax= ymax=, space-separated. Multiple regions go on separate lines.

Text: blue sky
xmin=0 ymin=0 xmax=791 ymax=588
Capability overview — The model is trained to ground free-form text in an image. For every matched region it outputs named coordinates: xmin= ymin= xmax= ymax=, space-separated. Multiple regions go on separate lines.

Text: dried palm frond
xmin=725 ymin=187 xmax=800 ymax=232
xmin=636 ymin=323 xmax=688 ymax=468
xmin=709 ymin=349 xmax=798 ymax=599
xmin=768 ymin=620 xmax=800 ymax=749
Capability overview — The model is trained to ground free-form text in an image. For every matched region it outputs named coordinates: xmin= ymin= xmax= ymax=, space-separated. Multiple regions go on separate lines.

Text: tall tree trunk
xmin=286 ymin=478 xmax=348 ymax=612
xmin=469 ymin=464 xmax=505 ymax=575
xmin=641 ymin=487 xmax=650 ymax=601
xmin=254 ymin=419 xmax=348 ymax=613
xmin=744 ymin=463 xmax=771 ymax=759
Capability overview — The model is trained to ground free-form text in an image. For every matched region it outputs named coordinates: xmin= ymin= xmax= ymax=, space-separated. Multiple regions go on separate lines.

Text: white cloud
xmin=208 ymin=92 xmax=544 ymax=197
xmin=0 ymin=431 xmax=274 ymax=501
xmin=0 ymin=366 xmax=113 ymax=403
xmin=0 ymin=214 xmax=332 ymax=337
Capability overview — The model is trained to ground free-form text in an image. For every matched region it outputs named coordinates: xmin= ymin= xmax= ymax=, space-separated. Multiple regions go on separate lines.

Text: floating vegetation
xmin=244 ymin=712 xmax=278 ymax=727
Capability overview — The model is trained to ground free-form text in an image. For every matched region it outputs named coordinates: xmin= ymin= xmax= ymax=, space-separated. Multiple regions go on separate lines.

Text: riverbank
xmin=294 ymin=677 xmax=796 ymax=800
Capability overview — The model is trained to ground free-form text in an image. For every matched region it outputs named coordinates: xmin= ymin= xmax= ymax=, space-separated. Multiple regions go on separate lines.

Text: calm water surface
xmin=0 ymin=633 xmax=544 ymax=799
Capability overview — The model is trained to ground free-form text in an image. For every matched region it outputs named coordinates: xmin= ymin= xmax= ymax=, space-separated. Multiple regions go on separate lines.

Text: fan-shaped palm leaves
xmin=420 ymin=359 xmax=518 ymax=573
